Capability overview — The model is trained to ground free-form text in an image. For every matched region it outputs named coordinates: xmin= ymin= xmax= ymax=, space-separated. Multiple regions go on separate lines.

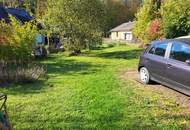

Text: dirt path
xmin=118 ymin=70 xmax=190 ymax=108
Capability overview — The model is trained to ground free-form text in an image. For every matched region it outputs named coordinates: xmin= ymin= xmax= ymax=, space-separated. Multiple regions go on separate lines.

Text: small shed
xmin=110 ymin=21 xmax=135 ymax=42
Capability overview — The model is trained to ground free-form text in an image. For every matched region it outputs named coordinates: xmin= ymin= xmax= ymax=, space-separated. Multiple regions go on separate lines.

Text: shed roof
xmin=110 ymin=21 xmax=134 ymax=32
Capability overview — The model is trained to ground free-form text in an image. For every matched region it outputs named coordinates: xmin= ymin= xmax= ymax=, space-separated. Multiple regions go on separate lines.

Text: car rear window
xmin=148 ymin=43 xmax=167 ymax=57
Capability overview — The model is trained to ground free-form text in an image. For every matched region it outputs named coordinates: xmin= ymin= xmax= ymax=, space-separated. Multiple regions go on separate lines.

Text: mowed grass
xmin=0 ymin=44 xmax=190 ymax=130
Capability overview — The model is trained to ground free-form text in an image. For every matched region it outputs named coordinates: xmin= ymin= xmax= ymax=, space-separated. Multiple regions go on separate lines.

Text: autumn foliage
xmin=148 ymin=19 xmax=163 ymax=40
xmin=0 ymin=21 xmax=12 ymax=45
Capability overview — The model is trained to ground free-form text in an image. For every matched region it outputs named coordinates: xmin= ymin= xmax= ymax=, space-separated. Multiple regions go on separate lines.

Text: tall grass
xmin=0 ymin=61 xmax=45 ymax=84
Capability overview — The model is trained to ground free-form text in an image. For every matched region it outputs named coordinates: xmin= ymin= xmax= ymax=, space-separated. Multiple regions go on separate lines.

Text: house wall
xmin=110 ymin=31 xmax=134 ymax=41
xmin=111 ymin=32 xmax=119 ymax=40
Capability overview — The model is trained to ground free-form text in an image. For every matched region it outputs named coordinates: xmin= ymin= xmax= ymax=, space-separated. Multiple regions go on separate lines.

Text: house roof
xmin=6 ymin=8 xmax=32 ymax=23
xmin=0 ymin=7 xmax=10 ymax=23
xmin=110 ymin=21 xmax=134 ymax=32
xmin=0 ymin=6 xmax=32 ymax=24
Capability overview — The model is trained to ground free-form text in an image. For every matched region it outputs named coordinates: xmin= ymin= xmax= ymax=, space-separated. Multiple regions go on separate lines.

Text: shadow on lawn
xmin=46 ymin=59 xmax=103 ymax=76
xmin=90 ymin=44 xmax=115 ymax=50
xmin=95 ymin=49 xmax=143 ymax=60
xmin=0 ymin=59 xmax=103 ymax=95
xmin=0 ymin=80 xmax=47 ymax=96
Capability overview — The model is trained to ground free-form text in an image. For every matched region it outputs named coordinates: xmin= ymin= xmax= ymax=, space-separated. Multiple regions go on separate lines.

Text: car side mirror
xmin=185 ymin=59 xmax=190 ymax=66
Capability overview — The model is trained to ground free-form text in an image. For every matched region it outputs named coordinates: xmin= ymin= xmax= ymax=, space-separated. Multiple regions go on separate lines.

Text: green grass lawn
xmin=0 ymin=44 xmax=190 ymax=130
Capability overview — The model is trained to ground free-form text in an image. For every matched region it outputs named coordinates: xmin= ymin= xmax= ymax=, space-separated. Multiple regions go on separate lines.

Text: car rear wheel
xmin=139 ymin=67 xmax=151 ymax=84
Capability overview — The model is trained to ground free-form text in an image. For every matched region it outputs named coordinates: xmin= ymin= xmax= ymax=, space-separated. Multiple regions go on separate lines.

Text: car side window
xmin=149 ymin=46 xmax=156 ymax=54
xmin=148 ymin=43 xmax=167 ymax=57
xmin=170 ymin=42 xmax=190 ymax=62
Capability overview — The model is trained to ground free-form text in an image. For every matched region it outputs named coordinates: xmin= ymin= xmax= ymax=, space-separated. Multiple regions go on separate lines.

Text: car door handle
xmin=145 ymin=58 xmax=150 ymax=61
xmin=167 ymin=64 xmax=173 ymax=68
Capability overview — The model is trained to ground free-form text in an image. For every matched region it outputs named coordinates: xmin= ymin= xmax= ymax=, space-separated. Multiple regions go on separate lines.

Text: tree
xmin=104 ymin=0 xmax=141 ymax=32
xmin=133 ymin=0 xmax=152 ymax=44
xmin=161 ymin=0 xmax=190 ymax=38
xmin=133 ymin=0 xmax=162 ymax=44
xmin=35 ymin=0 xmax=47 ymax=19
xmin=43 ymin=0 xmax=105 ymax=52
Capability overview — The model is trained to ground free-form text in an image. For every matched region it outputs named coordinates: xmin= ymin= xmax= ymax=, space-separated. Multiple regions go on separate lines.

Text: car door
xmin=145 ymin=42 xmax=168 ymax=82
xmin=165 ymin=41 xmax=190 ymax=89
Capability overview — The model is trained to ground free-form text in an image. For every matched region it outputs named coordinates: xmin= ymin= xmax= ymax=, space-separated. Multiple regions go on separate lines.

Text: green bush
xmin=0 ymin=18 xmax=37 ymax=62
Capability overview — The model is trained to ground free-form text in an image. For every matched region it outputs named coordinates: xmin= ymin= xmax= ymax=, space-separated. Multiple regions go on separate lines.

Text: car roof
xmin=176 ymin=38 xmax=190 ymax=45
xmin=152 ymin=38 xmax=190 ymax=45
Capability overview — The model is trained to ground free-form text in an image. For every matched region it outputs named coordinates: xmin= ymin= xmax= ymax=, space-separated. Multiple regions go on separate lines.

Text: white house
xmin=110 ymin=21 xmax=135 ymax=42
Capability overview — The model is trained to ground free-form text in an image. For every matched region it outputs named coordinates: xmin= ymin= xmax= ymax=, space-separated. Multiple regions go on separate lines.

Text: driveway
xmin=118 ymin=70 xmax=190 ymax=108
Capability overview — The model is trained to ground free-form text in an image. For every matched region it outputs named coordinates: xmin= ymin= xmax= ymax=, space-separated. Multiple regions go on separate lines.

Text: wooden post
xmin=47 ymin=34 xmax=50 ymax=54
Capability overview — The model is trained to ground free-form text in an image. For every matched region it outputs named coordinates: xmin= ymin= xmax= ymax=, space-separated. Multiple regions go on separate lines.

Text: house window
xmin=116 ymin=32 xmax=118 ymax=37
xmin=124 ymin=33 xmax=132 ymax=40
